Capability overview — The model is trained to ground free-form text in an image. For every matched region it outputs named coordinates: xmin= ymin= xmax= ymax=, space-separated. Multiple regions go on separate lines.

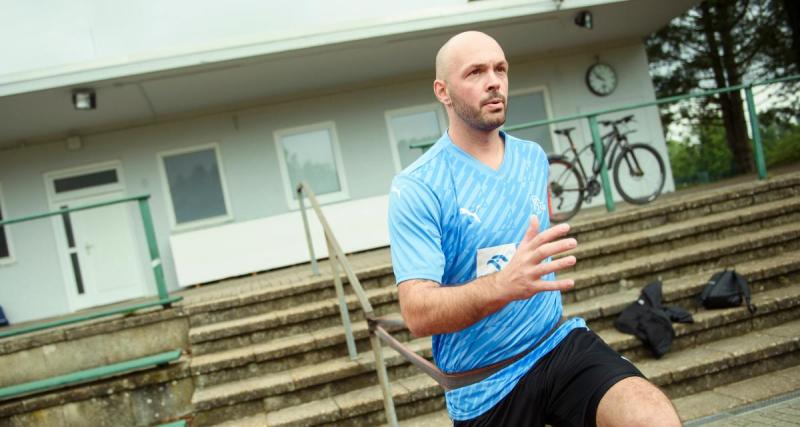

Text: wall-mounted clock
xmin=586 ymin=62 xmax=617 ymax=96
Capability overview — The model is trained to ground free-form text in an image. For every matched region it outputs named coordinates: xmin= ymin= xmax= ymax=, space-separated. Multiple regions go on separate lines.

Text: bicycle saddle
xmin=600 ymin=115 xmax=635 ymax=127
xmin=554 ymin=127 xmax=575 ymax=135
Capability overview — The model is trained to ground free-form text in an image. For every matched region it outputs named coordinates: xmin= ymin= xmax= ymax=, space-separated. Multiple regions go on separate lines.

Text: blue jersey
xmin=388 ymin=130 xmax=587 ymax=420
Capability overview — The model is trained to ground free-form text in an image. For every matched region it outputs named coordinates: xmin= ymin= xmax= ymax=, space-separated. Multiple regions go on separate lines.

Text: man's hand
xmin=494 ymin=216 xmax=577 ymax=303
xmin=398 ymin=216 xmax=578 ymax=337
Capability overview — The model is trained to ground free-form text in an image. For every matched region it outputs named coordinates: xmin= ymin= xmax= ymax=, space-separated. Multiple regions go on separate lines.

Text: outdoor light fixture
xmin=72 ymin=89 xmax=96 ymax=110
xmin=575 ymin=11 xmax=593 ymax=30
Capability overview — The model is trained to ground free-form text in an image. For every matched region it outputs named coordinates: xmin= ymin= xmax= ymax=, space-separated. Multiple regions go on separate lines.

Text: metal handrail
xmin=0 ymin=194 xmax=176 ymax=338
xmin=296 ymin=181 xmax=399 ymax=426
xmin=297 ymin=182 xmax=515 ymax=423
xmin=409 ymin=74 xmax=800 ymax=213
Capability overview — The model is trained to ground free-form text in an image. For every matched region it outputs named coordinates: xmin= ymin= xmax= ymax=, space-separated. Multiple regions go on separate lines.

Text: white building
xmin=0 ymin=0 xmax=692 ymax=323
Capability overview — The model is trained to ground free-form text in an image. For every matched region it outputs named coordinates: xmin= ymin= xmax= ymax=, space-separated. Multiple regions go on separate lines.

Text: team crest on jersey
xmin=531 ymin=195 xmax=546 ymax=216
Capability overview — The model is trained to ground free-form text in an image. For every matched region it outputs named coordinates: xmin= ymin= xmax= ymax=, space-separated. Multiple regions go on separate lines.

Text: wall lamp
xmin=72 ymin=89 xmax=96 ymax=110
xmin=575 ymin=11 xmax=593 ymax=30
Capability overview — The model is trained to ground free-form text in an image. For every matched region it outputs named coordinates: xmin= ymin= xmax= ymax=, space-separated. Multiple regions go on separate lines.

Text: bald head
xmin=435 ymin=31 xmax=505 ymax=81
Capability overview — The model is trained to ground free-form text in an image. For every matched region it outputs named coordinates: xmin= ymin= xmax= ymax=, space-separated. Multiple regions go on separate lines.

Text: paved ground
xmin=688 ymin=391 xmax=800 ymax=427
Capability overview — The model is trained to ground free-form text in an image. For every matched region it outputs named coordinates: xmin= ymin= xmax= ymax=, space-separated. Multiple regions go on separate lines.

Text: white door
xmin=46 ymin=163 xmax=149 ymax=311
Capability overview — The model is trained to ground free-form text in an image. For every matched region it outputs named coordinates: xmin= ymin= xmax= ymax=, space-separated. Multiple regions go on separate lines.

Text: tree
xmin=646 ymin=0 xmax=798 ymax=175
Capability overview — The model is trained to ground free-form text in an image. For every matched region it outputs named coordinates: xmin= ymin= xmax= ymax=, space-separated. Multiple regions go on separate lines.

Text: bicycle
xmin=547 ymin=114 xmax=666 ymax=223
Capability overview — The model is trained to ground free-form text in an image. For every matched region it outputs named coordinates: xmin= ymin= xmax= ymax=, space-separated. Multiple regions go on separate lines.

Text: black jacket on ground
xmin=614 ymin=281 xmax=693 ymax=358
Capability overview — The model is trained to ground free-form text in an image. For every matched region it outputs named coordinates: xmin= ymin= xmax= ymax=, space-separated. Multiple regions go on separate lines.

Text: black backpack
xmin=699 ymin=269 xmax=757 ymax=314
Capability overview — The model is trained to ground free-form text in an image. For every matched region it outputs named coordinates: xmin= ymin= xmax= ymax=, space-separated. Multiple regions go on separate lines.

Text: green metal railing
xmin=411 ymin=75 xmax=800 ymax=213
xmin=0 ymin=349 xmax=182 ymax=400
xmin=0 ymin=194 xmax=181 ymax=339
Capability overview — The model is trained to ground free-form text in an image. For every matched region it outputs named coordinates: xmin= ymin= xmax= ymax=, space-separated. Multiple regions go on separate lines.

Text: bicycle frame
xmin=557 ymin=123 xmax=632 ymax=185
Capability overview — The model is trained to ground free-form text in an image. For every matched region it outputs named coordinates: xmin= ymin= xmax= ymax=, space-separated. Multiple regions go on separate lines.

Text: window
xmin=275 ymin=122 xmax=349 ymax=207
xmin=53 ymin=169 xmax=118 ymax=193
xmin=386 ymin=104 xmax=446 ymax=172
xmin=159 ymin=144 xmax=232 ymax=228
xmin=506 ymin=88 xmax=555 ymax=153
xmin=0 ymin=183 xmax=12 ymax=263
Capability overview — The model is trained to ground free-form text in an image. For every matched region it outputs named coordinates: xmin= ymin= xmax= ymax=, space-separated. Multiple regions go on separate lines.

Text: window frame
xmin=273 ymin=121 xmax=350 ymax=210
xmin=0 ymin=182 xmax=15 ymax=266
xmin=44 ymin=160 xmax=126 ymax=204
xmin=384 ymin=102 xmax=447 ymax=173
xmin=157 ymin=142 xmax=234 ymax=231
xmin=506 ymin=85 xmax=560 ymax=154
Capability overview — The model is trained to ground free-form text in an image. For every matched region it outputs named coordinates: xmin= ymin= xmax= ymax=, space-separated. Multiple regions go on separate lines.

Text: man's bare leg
xmin=596 ymin=377 xmax=682 ymax=427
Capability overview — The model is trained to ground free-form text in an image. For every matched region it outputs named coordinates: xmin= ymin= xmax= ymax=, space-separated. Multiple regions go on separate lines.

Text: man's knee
xmin=596 ymin=376 xmax=681 ymax=427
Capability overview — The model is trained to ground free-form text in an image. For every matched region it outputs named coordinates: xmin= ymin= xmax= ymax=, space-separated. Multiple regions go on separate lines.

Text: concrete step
xmin=674 ymin=364 xmax=800 ymax=423
xmin=205 ymin=319 xmax=800 ymax=426
xmin=567 ymin=172 xmax=800 ymax=243
xmin=190 ymin=250 xmax=800 ymax=388
xmin=191 ymin=313 xmax=407 ymax=388
xmin=599 ymin=281 xmax=800 ymax=362
xmin=638 ymin=319 xmax=800 ymax=399
xmin=189 ymin=220 xmax=800 ymax=358
xmin=562 ymin=221 xmax=800 ymax=303
xmin=184 ymin=261 xmax=394 ymax=328
xmin=182 ymin=172 xmax=800 ymax=329
xmin=192 ymin=337 xmax=434 ymax=425
xmin=559 ymin=196 xmax=800 ymax=270
xmin=189 ymin=287 xmax=398 ymax=356
xmin=566 ymin=249 xmax=800 ymax=330
xmin=396 ymin=365 xmax=800 ymax=426
xmin=192 ymin=282 xmax=800 ymax=426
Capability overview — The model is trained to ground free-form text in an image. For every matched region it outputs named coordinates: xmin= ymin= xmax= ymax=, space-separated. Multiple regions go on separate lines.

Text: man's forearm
xmin=398 ymin=275 xmax=511 ymax=337
xmin=397 ymin=219 xmax=577 ymax=337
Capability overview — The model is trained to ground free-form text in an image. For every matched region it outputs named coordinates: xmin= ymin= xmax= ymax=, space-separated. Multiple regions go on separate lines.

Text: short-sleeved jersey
xmin=388 ymin=130 xmax=587 ymax=420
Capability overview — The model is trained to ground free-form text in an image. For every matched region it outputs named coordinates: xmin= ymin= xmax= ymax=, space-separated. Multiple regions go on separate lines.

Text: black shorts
xmin=454 ymin=327 xmax=645 ymax=427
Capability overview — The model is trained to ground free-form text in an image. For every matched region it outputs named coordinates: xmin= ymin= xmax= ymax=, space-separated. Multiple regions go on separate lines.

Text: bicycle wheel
xmin=548 ymin=157 xmax=585 ymax=223
xmin=612 ymin=143 xmax=665 ymax=205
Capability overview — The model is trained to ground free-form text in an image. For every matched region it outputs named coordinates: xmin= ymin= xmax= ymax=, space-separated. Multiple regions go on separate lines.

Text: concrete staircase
xmin=182 ymin=172 xmax=800 ymax=426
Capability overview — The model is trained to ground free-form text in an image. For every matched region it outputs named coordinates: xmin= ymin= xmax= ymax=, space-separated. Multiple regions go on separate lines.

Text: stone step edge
xmin=185 ymin=173 xmax=800 ymax=319
xmin=228 ymin=319 xmax=800 ymax=427
xmin=598 ymin=282 xmax=800 ymax=354
xmin=190 ymin=313 xmax=404 ymax=376
xmin=564 ymin=221 xmax=800 ymax=288
xmin=190 ymin=251 xmax=799 ymax=377
xmin=390 ymin=364 xmax=800 ymax=426
xmin=191 ymin=336 xmax=433 ymax=411
xmin=569 ymin=172 xmax=800 ymax=233
xmin=560 ymin=196 xmax=800 ymax=262
xmin=190 ymin=285 xmax=800 ymax=412
xmin=181 ymin=261 xmax=394 ymax=318
xmin=567 ymin=249 xmax=800 ymax=322
xmin=674 ymin=364 xmax=800 ymax=423
xmin=188 ymin=287 xmax=397 ymax=344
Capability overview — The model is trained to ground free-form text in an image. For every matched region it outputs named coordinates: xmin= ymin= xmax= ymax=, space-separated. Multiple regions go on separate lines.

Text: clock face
xmin=586 ymin=63 xmax=617 ymax=96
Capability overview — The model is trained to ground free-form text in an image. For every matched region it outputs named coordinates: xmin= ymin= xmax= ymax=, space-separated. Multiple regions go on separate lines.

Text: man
xmin=387 ymin=31 xmax=682 ymax=426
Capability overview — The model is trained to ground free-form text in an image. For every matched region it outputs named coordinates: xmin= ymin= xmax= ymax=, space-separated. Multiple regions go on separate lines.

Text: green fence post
xmin=588 ymin=115 xmax=616 ymax=213
xmin=744 ymin=85 xmax=768 ymax=180
xmin=137 ymin=197 xmax=171 ymax=307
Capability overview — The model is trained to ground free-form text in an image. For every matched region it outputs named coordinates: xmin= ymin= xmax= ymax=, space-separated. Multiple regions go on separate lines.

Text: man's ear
xmin=433 ymin=79 xmax=451 ymax=106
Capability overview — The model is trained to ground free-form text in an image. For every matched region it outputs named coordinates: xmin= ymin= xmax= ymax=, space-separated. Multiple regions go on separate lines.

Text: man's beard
xmin=450 ymin=90 xmax=507 ymax=131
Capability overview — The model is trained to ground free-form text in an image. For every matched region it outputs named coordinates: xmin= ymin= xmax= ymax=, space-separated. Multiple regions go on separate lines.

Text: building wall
xmin=0 ymin=41 xmax=673 ymax=323
xmin=0 ymin=0 xmax=467 ymax=80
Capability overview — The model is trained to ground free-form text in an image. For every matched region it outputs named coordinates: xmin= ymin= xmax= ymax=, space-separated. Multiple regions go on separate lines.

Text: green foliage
xmin=762 ymin=115 xmax=800 ymax=167
xmin=668 ymin=123 xmax=735 ymax=187
xmin=669 ymin=116 xmax=800 ymax=187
